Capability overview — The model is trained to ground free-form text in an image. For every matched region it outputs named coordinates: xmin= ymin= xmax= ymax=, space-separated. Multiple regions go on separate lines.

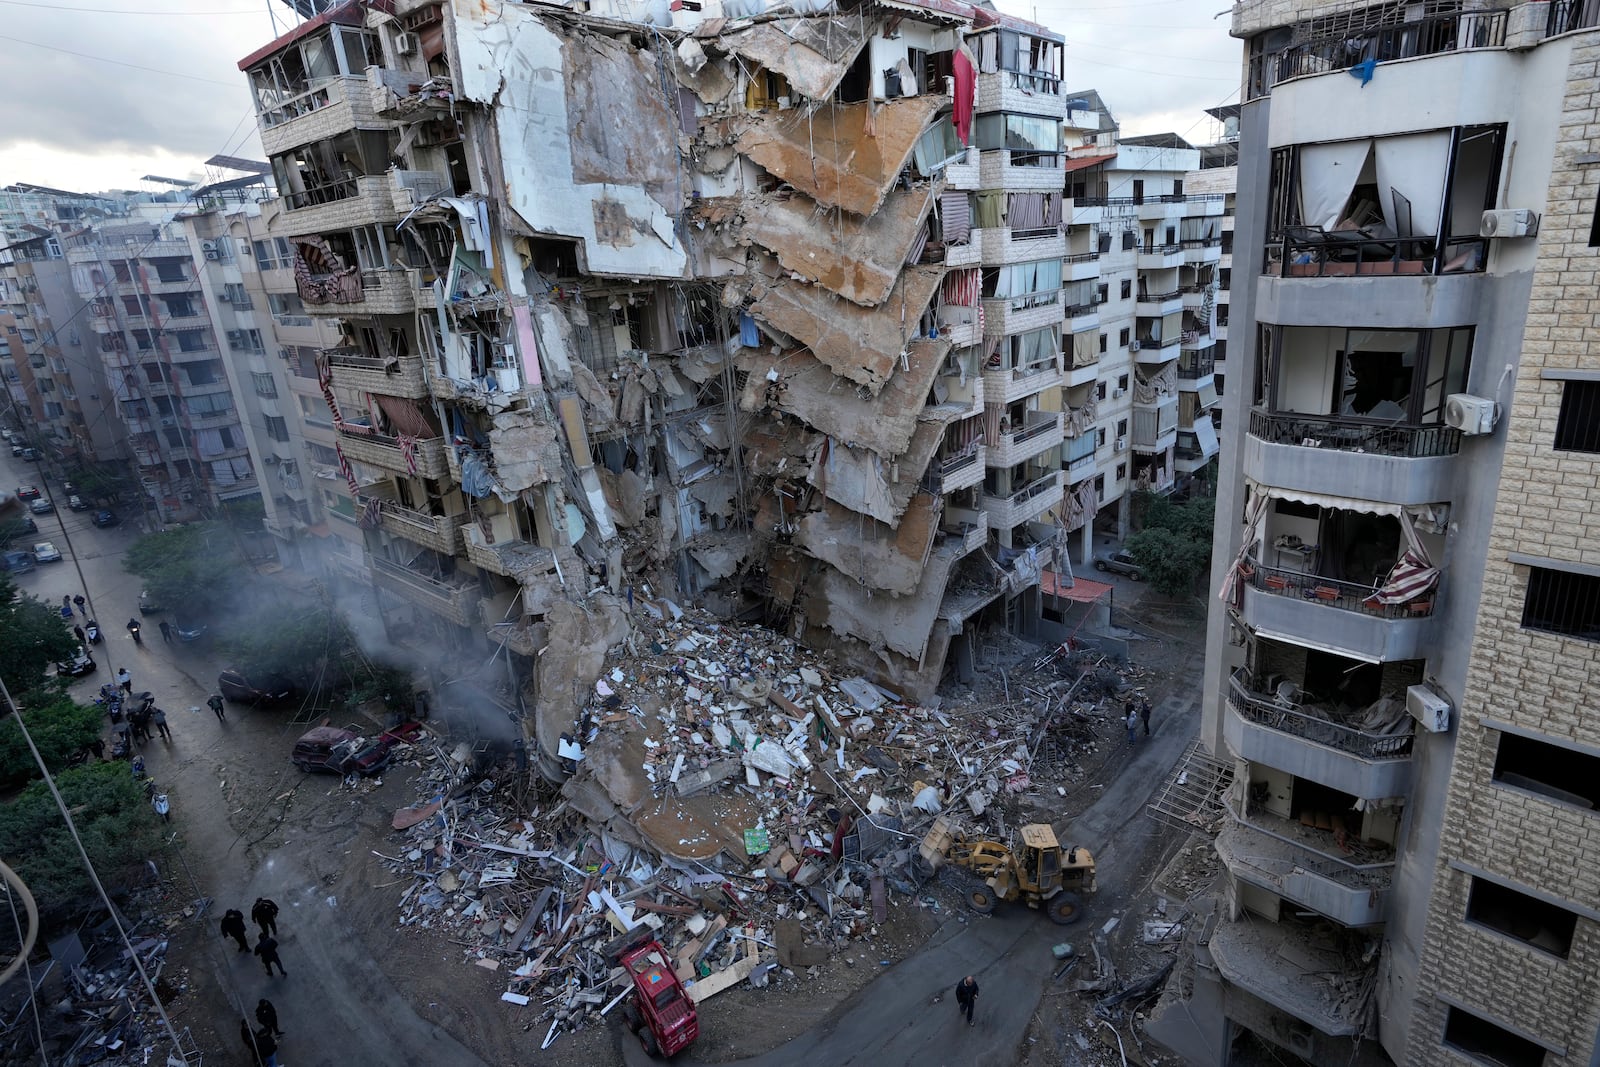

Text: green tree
xmin=0 ymin=573 xmax=78 ymax=697
xmin=1124 ymin=490 xmax=1219 ymax=597
xmin=123 ymin=522 xmax=243 ymax=616
xmin=0 ymin=762 xmax=164 ymax=923
xmin=0 ymin=696 xmax=104 ymax=789
xmin=225 ymin=604 xmax=358 ymax=692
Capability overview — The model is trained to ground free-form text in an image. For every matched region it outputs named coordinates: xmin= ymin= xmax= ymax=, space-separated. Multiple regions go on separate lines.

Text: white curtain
xmin=1298 ymin=139 xmax=1373 ymax=230
xmin=1374 ymin=132 xmax=1451 ymax=238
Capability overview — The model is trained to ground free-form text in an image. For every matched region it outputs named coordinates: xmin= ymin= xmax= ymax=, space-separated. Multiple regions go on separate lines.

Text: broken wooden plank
xmin=684 ymin=939 xmax=758 ymax=1004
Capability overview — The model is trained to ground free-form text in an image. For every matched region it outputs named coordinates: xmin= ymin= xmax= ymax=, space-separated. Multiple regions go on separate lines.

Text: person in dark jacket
xmin=240 ymin=1019 xmax=262 ymax=1066
xmin=254 ymin=932 xmax=286 ymax=977
xmin=955 ymin=974 xmax=979 ymax=1027
xmin=252 ymin=897 xmax=279 ymax=937
xmin=220 ymin=909 xmax=249 ymax=952
xmin=256 ymin=998 xmax=284 ymax=1037
xmin=253 ymin=1026 xmax=279 ymax=1067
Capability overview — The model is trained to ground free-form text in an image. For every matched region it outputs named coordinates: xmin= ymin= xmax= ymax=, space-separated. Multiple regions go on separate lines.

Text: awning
xmin=1257 ymin=485 xmax=1403 ymax=517
xmin=1064 ymin=152 xmax=1118 ymax=173
xmin=1191 ymin=416 xmax=1218 ymax=457
xmin=1041 ymin=572 xmax=1112 ymax=602
xmin=1145 ymin=739 xmax=1234 ymax=835
xmin=1196 ymin=381 xmax=1219 ymax=410
xmin=1249 ymin=628 xmax=1381 ymax=664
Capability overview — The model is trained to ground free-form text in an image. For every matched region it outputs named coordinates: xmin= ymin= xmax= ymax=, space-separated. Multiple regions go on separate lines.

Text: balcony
xmin=462 ymin=525 xmax=559 ymax=580
xmin=944 ymin=146 xmax=981 ymax=192
xmin=1239 ymin=554 xmax=1439 ymax=662
xmin=370 ymin=68 xmax=459 ymax=121
xmin=1182 ymin=237 xmax=1223 ymax=264
xmin=1135 ymin=290 xmax=1183 ymax=317
xmin=1136 ymin=243 xmax=1184 ymax=270
xmin=1181 ymin=327 xmax=1214 ymax=350
xmin=145 ymin=273 xmax=198 ymax=294
xmin=943 ymin=235 xmax=981 ymax=269
xmin=979 ymin=227 xmax=1066 ymax=266
xmin=1064 ymin=251 xmax=1101 ymax=282
xmin=371 ymin=499 xmax=461 ymax=555
xmin=986 ymin=411 xmax=1063 ymax=468
xmin=1064 ymin=301 xmax=1099 ymax=334
xmin=139 ymin=239 xmax=195 ymax=260
xmin=336 ymin=429 xmax=449 ymax=479
xmin=302 ymin=268 xmax=417 ymax=317
xmin=982 ymin=356 xmax=1064 ymax=405
xmin=977 ymin=150 xmax=1066 ymax=193
xmin=1136 ymin=195 xmax=1188 ymax=222
xmin=370 ymin=557 xmax=480 ymax=628
xmin=1132 ymin=398 xmax=1178 ymax=451
xmin=922 ymin=447 xmax=987 ymax=495
xmin=327 ymin=349 xmax=428 ymax=399
xmin=279 ymin=175 xmax=398 ymax=238
xmin=1245 ymin=410 xmax=1460 ymax=505
xmin=1214 ymin=819 xmax=1392 ymax=929
xmin=982 ymin=469 xmax=1063 ymax=530
xmin=1178 ymin=348 xmax=1215 ymax=381
xmin=488 ymin=619 xmax=546 ymax=657
xmin=1266 ymin=229 xmax=1484 ymax=280
xmin=982 ymin=294 xmax=1064 ymax=337
xmin=937 ymin=508 xmax=989 ymax=559
xmin=1222 ymin=672 xmax=1414 ymax=800
xmin=1064 ymin=437 xmax=1097 ymax=482
xmin=975 ymin=69 xmax=1066 ymax=117
xmin=259 ymin=75 xmax=379 ymax=156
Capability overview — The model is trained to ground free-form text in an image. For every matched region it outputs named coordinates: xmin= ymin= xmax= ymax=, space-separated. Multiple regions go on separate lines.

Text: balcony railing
xmin=1178 ymin=351 xmax=1215 ymax=379
xmin=1227 ymin=671 xmax=1414 ymax=761
xmin=1135 ymin=334 xmax=1181 ymax=350
xmin=1001 ymin=471 xmax=1060 ymax=509
xmin=1250 ymin=8 xmax=1509 ymax=95
xmin=1138 ymin=290 xmax=1181 ymax=303
xmin=999 ymin=69 xmax=1061 ymax=94
xmin=1266 ymin=228 xmax=1487 ymax=278
xmin=1064 ymin=252 xmax=1100 ymax=264
xmin=1229 ymin=796 xmax=1396 ymax=892
xmin=1247 ymin=409 xmax=1462 ymax=458
xmin=923 ymin=449 xmax=982 ymax=494
xmin=1549 ymin=0 xmax=1600 ymax=35
xmin=1063 ymin=301 xmax=1099 ymax=317
xmin=1140 ymin=243 xmax=1181 ymax=256
xmin=1007 ymin=413 xmax=1061 ymax=448
xmin=1243 ymin=553 xmax=1436 ymax=620
xmin=1072 ymin=196 xmax=1136 ymax=208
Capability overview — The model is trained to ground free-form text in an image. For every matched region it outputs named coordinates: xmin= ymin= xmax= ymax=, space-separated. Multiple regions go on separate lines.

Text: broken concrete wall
xmin=715 ymin=16 xmax=872 ymax=101
xmin=531 ymin=595 xmax=630 ymax=781
xmin=735 ymin=337 xmax=949 ymax=459
xmin=748 ymin=265 xmax=943 ymax=392
xmin=795 ymin=494 xmax=939 ymax=596
xmin=454 ymin=0 xmax=687 ymax=278
xmin=487 ymin=408 xmax=562 ymax=491
xmin=802 ymin=543 xmax=960 ymax=661
xmin=807 ymin=422 xmax=943 ymax=525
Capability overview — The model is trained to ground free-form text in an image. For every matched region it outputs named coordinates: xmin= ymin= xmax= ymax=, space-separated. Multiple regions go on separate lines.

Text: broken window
xmin=1465 ymin=876 xmax=1577 ymax=958
xmin=1442 ymin=1007 xmax=1546 ymax=1067
xmin=972 ymin=113 xmax=1061 ymax=168
xmin=1554 ymin=380 xmax=1600 ymax=453
xmin=745 ymin=67 xmax=792 ymax=110
xmin=1265 ymin=325 xmax=1472 ymax=425
xmin=272 ymin=130 xmax=396 ymax=208
xmin=1493 ymin=729 xmax=1600 ymax=809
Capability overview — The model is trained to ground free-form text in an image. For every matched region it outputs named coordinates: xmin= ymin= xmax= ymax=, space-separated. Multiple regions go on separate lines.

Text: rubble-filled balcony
xmin=327 ymin=348 xmax=428 ymax=399
xmin=1248 ymin=411 xmax=1461 ymax=458
xmin=922 ymin=446 xmax=987 ymax=495
xmin=278 ymin=175 xmax=399 ymax=237
xmin=336 ymin=428 xmax=448 ymax=479
xmin=936 ymin=506 xmax=990 ymax=559
xmin=982 ymin=468 xmax=1064 ymax=531
xmin=1239 ymin=557 xmax=1439 ymax=663
xmin=461 ymin=523 xmax=558 ymax=580
xmin=1215 ymin=820 xmax=1393 ymax=931
xmin=1223 ymin=667 xmax=1415 ymax=800
xmin=369 ymin=68 xmax=459 ymax=122
xmin=370 ymin=556 xmax=480 ymax=628
xmin=987 ymin=411 xmax=1063 ymax=468
xmin=1137 ymin=242 xmax=1185 ymax=270
xmin=368 ymin=497 xmax=461 ymax=555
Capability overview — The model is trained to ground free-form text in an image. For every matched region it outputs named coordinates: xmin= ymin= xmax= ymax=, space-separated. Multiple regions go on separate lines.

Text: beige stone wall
xmin=1410 ymin=35 xmax=1600 ymax=1065
xmin=1232 ymin=0 xmax=1535 ymax=40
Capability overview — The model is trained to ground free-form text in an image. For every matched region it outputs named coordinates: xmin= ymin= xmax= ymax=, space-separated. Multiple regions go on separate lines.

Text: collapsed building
xmin=237 ymin=0 xmax=1077 ymax=771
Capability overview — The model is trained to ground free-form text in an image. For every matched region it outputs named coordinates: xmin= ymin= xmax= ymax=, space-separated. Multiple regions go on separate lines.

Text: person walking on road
xmin=73 ymin=594 xmax=85 ymax=616
xmin=252 ymin=897 xmax=280 ymax=938
xmin=255 ymin=998 xmax=285 ymax=1037
xmin=207 ymin=693 xmax=226 ymax=721
xmin=955 ymin=975 xmax=979 ymax=1027
xmin=252 ymin=1025 xmax=280 ymax=1067
xmin=254 ymin=932 xmax=286 ymax=977
xmin=151 ymin=706 xmax=171 ymax=741
xmin=220 ymin=909 xmax=249 ymax=953
xmin=158 ymin=619 xmax=173 ymax=644
xmin=1125 ymin=706 xmax=1140 ymax=745
xmin=241 ymin=1019 xmax=263 ymax=1066
xmin=73 ymin=624 xmax=85 ymax=645
xmin=116 ymin=667 xmax=132 ymax=695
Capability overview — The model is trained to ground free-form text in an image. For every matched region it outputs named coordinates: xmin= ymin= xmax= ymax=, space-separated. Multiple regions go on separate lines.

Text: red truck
xmin=620 ymin=939 xmax=698 ymax=1057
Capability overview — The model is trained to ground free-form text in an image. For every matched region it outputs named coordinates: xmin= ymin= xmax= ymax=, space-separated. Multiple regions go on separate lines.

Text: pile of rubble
xmin=374 ymin=609 xmax=1143 ymax=1045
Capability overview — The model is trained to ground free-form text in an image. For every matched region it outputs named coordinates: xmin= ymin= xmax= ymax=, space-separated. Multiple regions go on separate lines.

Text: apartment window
xmin=164 ymin=297 xmax=197 ymax=318
xmin=1098 ymin=333 xmax=1107 ymax=354
xmin=1096 ymin=381 xmax=1107 ymax=401
xmin=223 ymin=283 xmax=253 ymax=308
xmin=1465 ymin=876 xmax=1577 ymax=958
xmin=1521 ymin=566 xmax=1600 ymax=641
xmin=43 ymin=401 xmax=63 ymax=418
xmin=187 ymin=392 xmax=233 ymax=417
xmin=1096 ymin=283 xmax=1108 ymax=305
xmin=268 ymin=292 xmax=307 ymax=318
xmin=142 ymin=363 xmax=167 ymax=384
xmin=1096 ymin=427 xmax=1106 ymax=447
xmin=1115 ymin=462 xmax=1126 ymax=480
xmin=1116 ymin=418 xmax=1128 ymax=437
xmin=184 ymin=362 xmax=222 ymax=387
xmin=1120 ymin=279 xmax=1131 ymax=300
xmin=1442 ymin=1007 xmax=1546 ymax=1067
xmin=1121 ymin=230 xmax=1136 ymax=251
xmin=264 ymin=416 xmax=289 ymax=443
xmin=1118 ymin=375 xmax=1129 ymax=391
xmin=251 ymin=372 xmax=278 ymax=398
xmin=174 ymin=330 xmax=210 ymax=353
xmin=1093 ymin=474 xmax=1104 ymax=498
xmin=253 ymin=238 xmax=292 ymax=271
xmin=1219 ymin=268 xmax=1232 ymax=290
xmin=1493 ymin=730 xmax=1600 ymax=809
xmin=1554 ymin=380 xmax=1600 ymax=452
xmin=1119 ymin=327 xmax=1130 ymax=347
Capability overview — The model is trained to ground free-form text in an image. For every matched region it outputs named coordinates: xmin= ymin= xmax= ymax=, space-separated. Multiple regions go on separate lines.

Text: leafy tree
xmin=64 ymin=464 xmax=134 ymax=504
xmin=0 ymin=513 xmax=35 ymax=549
xmin=1124 ymin=490 xmax=1219 ymax=597
xmin=225 ymin=604 xmax=358 ymax=692
xmin=0 ymin=762 xmax=164 ymax=923
xmin=220 ymin=496 xmax=265 ymax=532
xmin=0 ymin=573 xmax=78 ymax=697
xmin=0 ymin=696 xmax=104 ymax=789
xmin=123 ymin=522 xmax=243 ymax=616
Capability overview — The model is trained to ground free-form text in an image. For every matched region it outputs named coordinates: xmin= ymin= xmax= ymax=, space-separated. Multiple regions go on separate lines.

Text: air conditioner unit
xmin=1112 ymin=388 xmax=1125 ymax=399
xmin=226 ymin=329 xmax=245 ymax=343
xmin=1114 ymin=437 xmax=1127 ymax=452
xmin=200 ymin=241 xmax=217 ymax=253
xmin=1406 ymin=684 xmax=1451 ymax=733
xmin=1129 ymin=340 xmax=1141 ymax=352
xmin=204 ymin=250 xmax=220 ymax=261
xmin=1479 ymin=208 xmax=1540 ymax=239
xmin=1444 ymin=393 xmax=1498 ymax=435
xmin=395 ymin=31 xmax=420 ymax=56
xmin=217 ymin=290 xmax=232 ymax=302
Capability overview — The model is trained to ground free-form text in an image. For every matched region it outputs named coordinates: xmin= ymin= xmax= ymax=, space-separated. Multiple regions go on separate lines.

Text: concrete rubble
xmin=374 ymin=610 xmax=1146 ymax=1044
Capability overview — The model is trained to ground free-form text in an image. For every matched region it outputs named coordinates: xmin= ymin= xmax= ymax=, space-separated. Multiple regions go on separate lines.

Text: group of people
xmin=99 ymin=682 xmax=172 ymax=754
xmin=1124 ymin=694 xmax=1153 ymax=745
xmin=220 ymin=899 xmax=287 ymax=1065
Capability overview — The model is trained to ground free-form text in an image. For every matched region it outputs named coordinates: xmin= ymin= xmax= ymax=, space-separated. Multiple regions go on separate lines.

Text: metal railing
xmin=1003 ymin=471 xmax=1060 ymax=507
xmin=1135 ymin=334 xmax=1181 ymax=350
xmin=922 ymin=449 xmax=981 ymax=493
xmin=1138 ymin=290 xmax=1181 ymax=303
xmin=1219 ymin=813 xmax=1395 ymax=893
xmin=1247 ymin=409 xmax=1462 ymax=458
xmin=1064 ymin=251 xmax=1101 ymax=264
xmin=1178 ymin=351 xmax=1215 ymax=379
xmin=998 ymin=69 xmax=1062 ymax=94
xmin=1250 ymin=8 xmax=1508 ymax=96
xmin=1244 ymin=552 xmax=1436 ymax=619
xmin=1003 ymin=413 xmax=1061 ymax=448
xmin=1550 ymin=0 xmax=1600 ymax=35
xmin=1063 ymin=301 xmax=1099 ymax=317
xmin=1072 ymin=196 xmax=1136 ymax=208
xmin=1140 ymin=243 xmax=1182 ymax=256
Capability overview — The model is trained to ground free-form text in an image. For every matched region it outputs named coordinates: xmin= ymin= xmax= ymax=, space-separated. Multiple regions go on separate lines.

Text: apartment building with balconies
xmin=1147 ymin=4 xmax=1600 ymax=1066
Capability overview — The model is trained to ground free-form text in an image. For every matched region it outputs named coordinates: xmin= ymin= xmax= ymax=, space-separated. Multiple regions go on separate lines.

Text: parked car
xmin=32 ymin=541 xmax=61 ymax=563
xmin=15 ymin=485 xmax=40 ymax=501
xmin=0 ymin=516 xmax=38 ymax=546
xmin=137 ymin=589 xmax=163 ymax=615
xmin=8 ymin=443 xmax=21 ymax=457
xmin=1093 ymin=550 xmax=1144 ymax=581
xmin=174 ymin=618 xmax=207 ymax=643
xmin=91 ymin=509 xmax=120 ymax=528
xmin=67 ymin=495 xmax=90 ymax=511
xmin=55 ymin=646 xmax=96 ymax=677
xmin=28 ymin=498 xmax=53 ymax=515
xmin=1 ymin=550 xmax=36 ymax=574
xmin=291 ymin=726 xmax=397 ymax=777
xmin=18 ymin=448 xmax=39 ymax=461
xmin=217 ymin=668 xmax=296 ymax=705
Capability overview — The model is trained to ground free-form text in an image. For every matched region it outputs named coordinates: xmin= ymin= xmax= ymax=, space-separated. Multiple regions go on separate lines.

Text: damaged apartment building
xmin=238 ymin=0 xmax=1074 ymax=705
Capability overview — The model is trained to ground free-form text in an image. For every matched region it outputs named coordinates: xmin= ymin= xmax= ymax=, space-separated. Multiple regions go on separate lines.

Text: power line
xmin=0 ymin=33 xmax=245 ymax=87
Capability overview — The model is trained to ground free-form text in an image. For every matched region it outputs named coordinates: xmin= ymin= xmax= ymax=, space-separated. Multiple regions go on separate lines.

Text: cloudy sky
xmin=0 ymin=0 xmax=1240 ymax=194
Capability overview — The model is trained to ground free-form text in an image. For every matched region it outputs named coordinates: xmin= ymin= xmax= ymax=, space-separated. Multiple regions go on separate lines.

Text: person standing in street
xmin=252 ymin=1025 xmax=280 ymax=1067
xmin=73 ymin=594 xmax=85 ymax=616
xmin=241 ymin=1019 xmax=263 ymax=1066
xmin=256 ymin=998 xmax=285 ymax=1038
xmin=151 ymin=706 xmax=171 ymax=741
xmin=1140 ymin=697 xmax=1152 ymax=737
xmin=955 ymin=975 xmax=979 ymax=1027
xmin=73 ymin=624 xmax=85 ymax=645
xmin=207 ymin=693 xmax=226 ymax=721
xmin=220 ymin=909 xmax=249 ymax=953
xmin=116 ymin=667 xmax=132 ymax=694
xmin=252 ymin=897 xmax=280 ymax=938
xmin=158 ymin=619 xmax=173 ymax=644
xmin=1125 ymin=706 xmax=1139 ymax=745
xmin=254 ymin=932 xmax=286 ymax=977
